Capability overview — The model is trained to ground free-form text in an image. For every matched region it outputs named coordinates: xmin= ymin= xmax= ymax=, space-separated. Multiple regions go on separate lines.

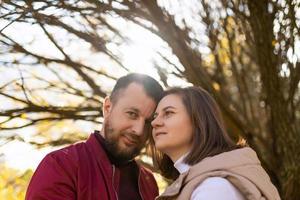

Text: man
xmin=26 ymin=73 xmax=164 ymax=200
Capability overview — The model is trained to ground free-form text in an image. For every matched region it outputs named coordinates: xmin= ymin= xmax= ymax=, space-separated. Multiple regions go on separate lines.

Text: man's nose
xmin=131 ymin=120 xmax=145 ymax=136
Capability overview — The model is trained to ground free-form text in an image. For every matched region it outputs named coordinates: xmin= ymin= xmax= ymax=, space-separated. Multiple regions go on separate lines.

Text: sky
xmin=0 ymin=11 xmax=191 ymax=171
xmin=1 ymin=0 xmax=299 ymax=173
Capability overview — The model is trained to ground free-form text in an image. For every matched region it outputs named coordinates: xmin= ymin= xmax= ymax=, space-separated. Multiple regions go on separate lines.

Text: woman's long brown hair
xmin=148 ymin=86 xmax=244 ymax=180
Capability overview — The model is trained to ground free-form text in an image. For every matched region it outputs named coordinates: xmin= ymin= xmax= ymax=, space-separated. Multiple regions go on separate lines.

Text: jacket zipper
xmin=138 ymin=169 xmax=144 ymax=200
xmin=112 ymin=165 xmax=119 ymax=200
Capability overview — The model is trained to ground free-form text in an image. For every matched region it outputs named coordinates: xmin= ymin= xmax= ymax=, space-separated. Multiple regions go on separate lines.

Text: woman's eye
xmin=165 ymin=110 xmax=173 ymax=117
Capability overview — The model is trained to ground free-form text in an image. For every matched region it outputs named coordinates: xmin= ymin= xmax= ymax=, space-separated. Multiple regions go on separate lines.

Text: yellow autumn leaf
xmin=213 ymin=82 xmax=220 ymax=91
xmin=20 ymin=114 xmax=27 ymax=119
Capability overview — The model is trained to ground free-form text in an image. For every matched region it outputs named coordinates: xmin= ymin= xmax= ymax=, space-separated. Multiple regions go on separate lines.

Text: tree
xmin=0 ymin=0 xmax=299 ymax=199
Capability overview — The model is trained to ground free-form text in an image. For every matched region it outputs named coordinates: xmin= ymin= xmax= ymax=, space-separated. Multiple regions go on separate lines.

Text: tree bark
xmin=248 ymin=0 xmax=300 ymax=198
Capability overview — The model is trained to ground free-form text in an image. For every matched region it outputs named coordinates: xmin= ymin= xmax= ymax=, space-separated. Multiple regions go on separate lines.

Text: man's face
xmin=103 ymin=83 xmax=157 ymax=162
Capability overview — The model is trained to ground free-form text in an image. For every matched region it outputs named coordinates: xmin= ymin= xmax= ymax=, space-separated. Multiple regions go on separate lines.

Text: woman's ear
xmin=103 ymin=96 xmax=112 ymax=118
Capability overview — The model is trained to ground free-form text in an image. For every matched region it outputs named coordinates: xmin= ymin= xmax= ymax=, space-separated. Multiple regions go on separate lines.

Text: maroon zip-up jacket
xmin=25 ymin=133 xmax=159 ymax=200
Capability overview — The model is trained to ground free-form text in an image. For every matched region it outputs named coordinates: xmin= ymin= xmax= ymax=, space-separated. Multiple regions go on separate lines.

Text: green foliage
xmin=0 ymin=164 xmax=33 ymax=200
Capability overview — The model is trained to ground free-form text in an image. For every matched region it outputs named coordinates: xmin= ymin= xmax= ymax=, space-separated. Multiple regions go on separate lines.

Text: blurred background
xmin=0 ymin=0 xmax=299 ymax=199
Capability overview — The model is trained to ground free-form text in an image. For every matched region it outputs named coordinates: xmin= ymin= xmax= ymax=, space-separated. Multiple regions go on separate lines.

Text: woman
xmin=150 ymin=87 xmax=280 ymax=200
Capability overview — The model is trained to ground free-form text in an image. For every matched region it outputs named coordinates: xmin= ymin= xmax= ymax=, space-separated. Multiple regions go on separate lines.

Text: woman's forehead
xmin=157 ymin=94 xmax=183 ymax=109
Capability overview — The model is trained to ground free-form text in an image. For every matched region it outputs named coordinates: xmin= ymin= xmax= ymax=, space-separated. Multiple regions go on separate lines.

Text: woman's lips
xmin=154 ymin=132 xmax=167 ymax=137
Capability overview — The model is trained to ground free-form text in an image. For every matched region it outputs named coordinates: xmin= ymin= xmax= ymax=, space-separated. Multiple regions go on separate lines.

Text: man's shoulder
xmin=26 ymin=141 xmax=91 ymax=199
xmin=43 ymin=139 xmax=89 ymax=165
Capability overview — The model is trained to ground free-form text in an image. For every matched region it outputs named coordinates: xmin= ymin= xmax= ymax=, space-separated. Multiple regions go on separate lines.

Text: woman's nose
xmin=151 ymin=115 xmax=162 ymax=128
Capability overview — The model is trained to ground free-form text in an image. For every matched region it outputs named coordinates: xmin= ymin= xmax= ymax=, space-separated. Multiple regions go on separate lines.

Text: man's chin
xmin=117 ymin=147 xmax=136 ymax=158
xmin=116 ymin=145 xmax=140 ymax=160
xmin=114 ymin=152 xmax=136 ymax=163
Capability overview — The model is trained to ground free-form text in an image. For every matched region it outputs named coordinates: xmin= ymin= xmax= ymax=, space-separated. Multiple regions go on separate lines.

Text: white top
xmin=174 ymin=155 xmax=245 ymax=200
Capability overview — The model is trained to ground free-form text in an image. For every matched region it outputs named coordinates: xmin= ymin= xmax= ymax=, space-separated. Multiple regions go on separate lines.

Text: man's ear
xmin=103 ymin=97 xmax=112 ymax=118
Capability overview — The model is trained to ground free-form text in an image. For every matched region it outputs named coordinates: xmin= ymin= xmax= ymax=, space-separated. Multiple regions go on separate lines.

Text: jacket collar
xmin=174 ymin=153 xmax=190 ymax=174
xmin=86 ymin=132 xmax=114 ymax=176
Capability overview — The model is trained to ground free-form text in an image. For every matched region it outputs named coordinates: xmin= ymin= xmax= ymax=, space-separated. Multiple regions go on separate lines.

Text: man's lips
xmin=122 ymin=134 xmax=138 ymax=145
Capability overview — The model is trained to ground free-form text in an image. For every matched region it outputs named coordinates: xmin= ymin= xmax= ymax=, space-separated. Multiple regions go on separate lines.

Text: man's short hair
xmin=110 ymin=73 xmax=163 ymax=104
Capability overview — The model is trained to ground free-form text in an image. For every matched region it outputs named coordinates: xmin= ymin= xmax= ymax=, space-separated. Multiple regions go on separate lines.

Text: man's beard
xmin=103 ymin=120 xmax=144 ymax=163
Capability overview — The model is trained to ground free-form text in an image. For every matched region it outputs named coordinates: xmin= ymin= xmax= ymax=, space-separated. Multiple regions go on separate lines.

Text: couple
xmin=26 ymin=73 xmax=280 ymax=200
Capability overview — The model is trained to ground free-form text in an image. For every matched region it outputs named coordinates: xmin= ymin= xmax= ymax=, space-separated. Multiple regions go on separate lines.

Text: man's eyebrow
xmin=127 ymin=107 xmax=140 ymax=113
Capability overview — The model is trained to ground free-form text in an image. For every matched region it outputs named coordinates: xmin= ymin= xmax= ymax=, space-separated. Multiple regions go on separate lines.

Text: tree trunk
xmin=248 ymin=0 xmax=300 ymax=199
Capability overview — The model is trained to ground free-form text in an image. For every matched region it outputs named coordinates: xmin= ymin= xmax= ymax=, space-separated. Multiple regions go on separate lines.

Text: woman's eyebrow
xmin=153 ymin=106 xmax=176 ymax=117
xmin=162 ymin=106 xmax=175 ymax=111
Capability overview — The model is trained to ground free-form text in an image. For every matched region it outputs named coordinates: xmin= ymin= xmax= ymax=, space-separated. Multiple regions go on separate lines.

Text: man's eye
xmin=127 ymin=111 xmax=138 ymax=119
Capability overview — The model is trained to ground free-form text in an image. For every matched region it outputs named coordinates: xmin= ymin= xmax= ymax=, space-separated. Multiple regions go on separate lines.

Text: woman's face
xmin=151 ymin=94 xmax=194 ymax=162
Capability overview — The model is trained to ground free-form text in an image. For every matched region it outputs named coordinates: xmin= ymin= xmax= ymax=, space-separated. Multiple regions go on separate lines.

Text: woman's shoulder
xmin=191 ymin=177 xmax=245 ymax=200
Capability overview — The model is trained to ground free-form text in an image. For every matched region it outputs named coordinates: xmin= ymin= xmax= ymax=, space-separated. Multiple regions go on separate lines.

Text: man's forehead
xmin=125 ymin=102 xmax=156 ymax=113
xmin=118 ymin=83 xmax=155 ymax=101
